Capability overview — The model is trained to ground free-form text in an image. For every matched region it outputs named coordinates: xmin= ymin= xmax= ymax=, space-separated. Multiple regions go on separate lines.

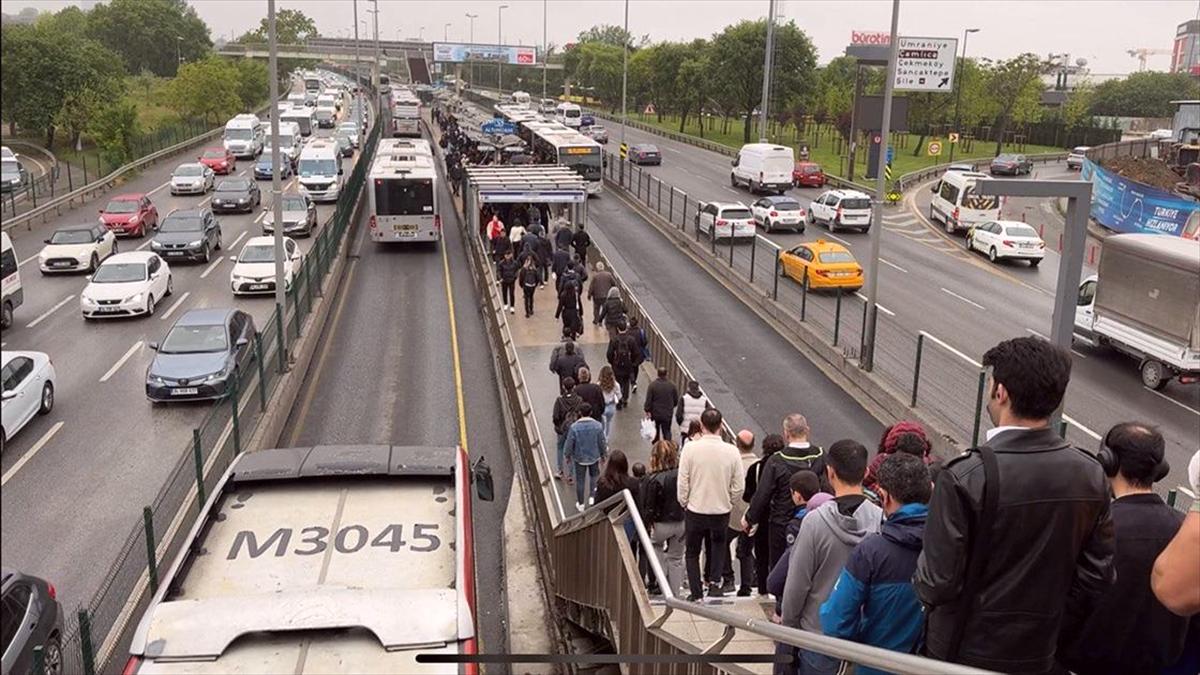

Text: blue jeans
xmin=602 ymin=402 xmax=616 ymax=438
xmin=798 ymin=649 xmax=840 ymax=675
xmin=556 ymin=433 xmax=571 ymax=476
xmin=575 ymin=461 xmax=599 ymax=505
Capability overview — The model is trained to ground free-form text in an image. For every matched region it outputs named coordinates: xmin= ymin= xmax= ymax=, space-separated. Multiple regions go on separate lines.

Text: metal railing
xmin=53 ymin=115 xmax=383 ymax=675
xmin=1084 ymin=137 xmax=1161 ymax=162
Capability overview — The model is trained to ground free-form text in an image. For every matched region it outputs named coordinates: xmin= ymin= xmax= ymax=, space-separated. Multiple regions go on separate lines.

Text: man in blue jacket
xmin=819 ymin=453 xmax=931 ymax=675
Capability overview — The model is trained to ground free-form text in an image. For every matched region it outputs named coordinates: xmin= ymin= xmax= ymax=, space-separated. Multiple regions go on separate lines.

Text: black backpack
xmin=557 ymin=396 xmax=582 ymax=434
xmin=612 ymin=335 xmax=633 ymax=370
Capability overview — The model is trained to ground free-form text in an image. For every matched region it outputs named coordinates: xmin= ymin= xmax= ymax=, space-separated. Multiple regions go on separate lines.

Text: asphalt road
xmin=278 ymin=123 xmax=513 ymax=659
xmin=0 ymin=96 xmax=365 ymax=619
xmin=598 ymin=123 xmax=1200 ymax=494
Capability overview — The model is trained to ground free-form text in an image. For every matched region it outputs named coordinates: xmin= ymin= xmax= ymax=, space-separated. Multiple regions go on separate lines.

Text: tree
xmin=86 ymin=0 xmax=212 ymax=76
xmin=1061 ymin=81 xmax=1096 ymax=129
xmin=709 ymin=19 xmax=818 ymax=143
xmin=235 ymin=8 xmax=318 ymax=44
xmin=1087 ymin=71 xmax=1200 ymax=118
xmin=675 ymin=49 xmax=710 ymax=136
xmin=980 ymin=53 xmax=1047 ymax=154
xmin=645 ymin=42 xmax=689 ymax=122
xmin=167 ymin=56 xmax=242 ymax=123
xmin=572 ymin=41 xmax=624 ymax=112
xmin=88 ymin=100 xmax=140 ymax=166
xmin=577 ymin=24 xmax=640 ymax=50
xmin=233 ymin=58 xmax=269 ymax=110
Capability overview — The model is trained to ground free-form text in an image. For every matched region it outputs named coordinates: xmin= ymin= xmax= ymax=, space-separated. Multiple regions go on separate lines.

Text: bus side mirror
xmin=472 ymin=456 xmax=495 ymax=502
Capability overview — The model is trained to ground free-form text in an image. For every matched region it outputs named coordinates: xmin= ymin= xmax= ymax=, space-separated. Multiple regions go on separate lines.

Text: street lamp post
xmin=466 ymin=13 xmax=478 ymax=87
xmin=542 ymin=0 xmax=548 ymax=101
xmin=353 ymin=0 xmax=363 ymax=132
xmin=444 ymin=23 xmax=451 ymax=41
xmin=267 ymin=0 xmax=287 ymax=354
xmin=758 ymin=0 xmax=777 ymax=142
xmin=620 ymin=0 xmax=629 ymax=148
xmin=948 ymin=28 xmax=979 ymax=163
xmin=498 ymin=5 xmax=509 ymax=92
xmin=419 ymin=26 xmax=425 ymax=41
xmin=370 ymin=0 xmax=380 ymax=93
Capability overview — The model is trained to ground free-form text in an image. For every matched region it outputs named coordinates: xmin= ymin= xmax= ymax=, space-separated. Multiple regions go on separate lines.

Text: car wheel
xmin=89 ymin=253 xmax=99 ymax=273
xmin=165 ymin=274 xmax=174 ymax=297
xmin=749 ymin=179 xmax=758 ymax=194
xmin=215 ymin=232 xmax=222 ymax=251
xmin=764 ymin=218 xmax=772 ymax=233
xmin=111 ymin=240 xmax=119 ymax=255
xmin=146 ymin=294 xmax=155 ymax=316
xmin=945 ymin=218 xmax=955 ymax=234
xmin=988 ymin=246 xmax=998 ymax=263
xmin=1029 ymin=258 xmax=1041 ymax=267
xmin=965 ymin=234 xmax=973 ymax=251
xmin=201 ymin=243 xmax=211 ymax=263
xmin=1141 ymin=360 xmax=1169 ymax=390
xmin=38 ymin=381 xmax=54 ymax=414
xmin=1 ymin=301 xmax=12 ymax=329
xmin=43 ymin=636 xmax=63 ymax=675
xmin=730 ymin=173 xmax=737 ymax=188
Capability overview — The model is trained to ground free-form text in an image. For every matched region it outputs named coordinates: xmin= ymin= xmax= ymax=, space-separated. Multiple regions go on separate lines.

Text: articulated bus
xmin=530 ymin=126 xmax=603 ymax=196
xmin=368 ymin=139 xmax=440 ymax=243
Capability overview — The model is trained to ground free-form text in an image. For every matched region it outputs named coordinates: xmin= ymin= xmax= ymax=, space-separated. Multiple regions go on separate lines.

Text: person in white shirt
xmin=677 ymin=408 xmax=745 ymax=601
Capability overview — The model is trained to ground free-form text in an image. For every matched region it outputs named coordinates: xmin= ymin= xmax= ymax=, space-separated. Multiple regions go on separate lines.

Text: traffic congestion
xmin=2 ymin=2 xmax=1199 ymax=674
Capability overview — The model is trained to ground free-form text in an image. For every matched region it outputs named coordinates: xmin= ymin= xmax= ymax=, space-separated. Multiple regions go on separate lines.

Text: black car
xmin=210 ymin=178 xmax=261 ymax=213
xmin=989 ymin=153 xmax=1033 ymax=176
xmin=150 ymin=209 xmax=222 ymax=263
xmin=629 ymin=144 xmax=662 ymax=166
xmin=145 ymin=308 xmax=256 ymax=403
xmin=2 ymin=568 xmax=64 ymax=675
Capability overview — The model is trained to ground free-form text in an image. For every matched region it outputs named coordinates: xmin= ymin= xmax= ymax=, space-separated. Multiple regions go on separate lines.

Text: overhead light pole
xmin=176 ymin=36 xmax=183 ymax=67
xmin=620 ymin=0 xmax=629 ymax=147
xmin=353 ymin=0 xmax=363 ymax=132
xmin=948 ymin=28 xmax=980 ymax=163
xmin=466 ymin=12 xmax=478 ymax=87
xmin=758 ymin=0 xmax=777 ymax=142
xmin=370 ymin=0 xmax=380 ymax=93
xmin=542 ymin=0 xmax=548 ymax=102
xmin=267 ymin=0 xmax=287 ymax=354
xmin=498 ymin=4 xmax=509 ymax=92
xmin=444 ymin=23 xmax=451 ymax=41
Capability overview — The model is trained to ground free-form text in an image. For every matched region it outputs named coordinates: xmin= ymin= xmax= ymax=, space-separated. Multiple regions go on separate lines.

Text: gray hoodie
xmin=781 ymin=495 xmax=883 ymax=632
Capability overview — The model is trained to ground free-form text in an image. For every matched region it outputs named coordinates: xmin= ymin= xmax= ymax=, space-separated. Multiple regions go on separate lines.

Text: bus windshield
xmin=558 ymin=149 xmax=602 ymax=181
xmin=374 ymin=178 xmax=434 ymax=216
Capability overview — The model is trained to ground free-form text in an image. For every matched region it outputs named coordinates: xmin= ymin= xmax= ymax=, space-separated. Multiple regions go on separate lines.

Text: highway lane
xmin=279 ymin=125 xmax=513 ymax=656
xmin=597 ymin=123 xmax=1199 ymax=491
xmin=0 ymin=102 xmax=363 ymax=616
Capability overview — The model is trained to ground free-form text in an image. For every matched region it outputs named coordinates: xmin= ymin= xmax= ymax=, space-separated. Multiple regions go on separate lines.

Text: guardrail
xmin=1084 ymin=137 xmax=1160 ymax=162
xmin=52 ymin=112 xmax=383 ymax=675
xmin=893 ymin=151 xmax=1069 ymax=193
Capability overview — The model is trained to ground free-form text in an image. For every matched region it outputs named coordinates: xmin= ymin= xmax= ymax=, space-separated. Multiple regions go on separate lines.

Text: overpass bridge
xmin=216 ymin=38 xmax=565 ymax=73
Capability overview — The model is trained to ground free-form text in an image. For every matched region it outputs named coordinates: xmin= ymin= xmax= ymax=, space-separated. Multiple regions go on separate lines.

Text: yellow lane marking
xmin=441 ymin=206 xmax=470 ymax=453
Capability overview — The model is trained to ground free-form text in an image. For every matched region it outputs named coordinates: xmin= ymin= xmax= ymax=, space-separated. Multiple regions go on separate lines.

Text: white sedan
xmin=230 ymin=236 xmax=302 ymax=295
xmin=80 ymin=251 xmax=173 ymax=319
xmin=2 ymin=350 xmax=55 ymax=451
xmin=170 ymin=163 xmax=215 ymax=195
xmin=967 ymin=220 xmax=1045 ymax=266
xmin=39 ymin=223 xmax=117 ymax=274
xmin=750 ymin=195 xmax=807 ymax=233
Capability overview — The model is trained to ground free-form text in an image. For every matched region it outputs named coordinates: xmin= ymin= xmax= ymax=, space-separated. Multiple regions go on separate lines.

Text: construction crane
xmin=1126 ymin=48 xmax=1172 ymax=71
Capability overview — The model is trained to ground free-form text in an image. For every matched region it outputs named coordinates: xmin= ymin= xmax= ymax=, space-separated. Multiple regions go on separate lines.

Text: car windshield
xmin=238 ymin=245 xmax=275 ymax=263
xmin=257 ymin=152 xmax=279 ymax=165
xmin=721 ymin=208 xmax=753 ymax=220
xmin=565 ymin=109 xmax=581 ymax=119
xmin=201 ymin=149 xmax=226 ymax=159
xmin=799 ymin=165 xmax=821 ymax=174
xmin=638 ymin=146 xmax=659 ymax=153
xmin=50 ymin=229 xmax=95 ymax=245
xmin=104 ymin=200 xmax=139 ymax=214
xmin=1 ymin=160 xmax=19 ymax=178
xmin=1005 ymin=224 xmax=1040 ymax=238
xmin=159 ymin=215 xmax=203 ymax=233
xmin=280 ymin=196 xmax=307 ymax=212
xmin=840 ymin=198 xmax=871 ymax=210
xmin=819 ymin=251 xmax=855 ymax=264
xmin=216 ymin=180 xmax=250 ymax=193
xmin=298 ymin=159 xmax=337 ymax=176
xmin=225 ymin=128 xmax=253 ymax=141
xmin=770 ymin=200 xmax=802 ymax=211
xmin=1072 ymin=147 xmax=1089 ymax=154
xmin=91 ymin=262 xmax=146 ymax=283
xmin=160 ymin=324 xmax=228 ymax=354
xmin=996 ymin=154 xmax=1018 ymax=162
xmin=174 ymin=165 xmax=203 ymax=177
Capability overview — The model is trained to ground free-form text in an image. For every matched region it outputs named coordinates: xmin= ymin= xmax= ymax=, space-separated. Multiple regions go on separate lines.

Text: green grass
xmin=625 ymin=112 xmax=1063 ymax=185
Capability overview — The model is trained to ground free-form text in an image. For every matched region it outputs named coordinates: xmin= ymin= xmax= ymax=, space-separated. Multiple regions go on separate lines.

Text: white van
xmin=286 ymin=93 xmax=307 ymax=108
xmin=297 ymin=141 xmax=343 ymax=203
xmin=928 ymin=171 xmax=1002 ymax=234
xmin=223 ymin=114 xmax=264 ymax=158
xmin=266 ymin=121 xmax=303 ymax=168
xmin=555 ymin=102 xmax=582 ymax=128
xmin=281 ymin=107 xmax=316 ymax=137
xmin=1 ymin=232 xmax=22 ymax=329
xmin=730 ymin=143 xmax=795 ymax=194
xmin=315 ymin=95 xmax=338 ymax=128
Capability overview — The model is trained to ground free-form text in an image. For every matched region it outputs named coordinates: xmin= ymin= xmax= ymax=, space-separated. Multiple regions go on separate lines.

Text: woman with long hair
xmin=641 ymin=439 xmax=686 ymax=596
xmin=594 ymin=450 xmax=634 ymax=503
xmin=598 ymin=365 xmax=621 ymax=439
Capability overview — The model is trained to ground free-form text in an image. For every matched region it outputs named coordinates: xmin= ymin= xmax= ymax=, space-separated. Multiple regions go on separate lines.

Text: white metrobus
xmin=392 ymin=93 xmax=422 ymax=138
xmin=531 ymin=126 xmax=603 ymax=195
xmin=368 ymin=139 xmax=440 ymax=244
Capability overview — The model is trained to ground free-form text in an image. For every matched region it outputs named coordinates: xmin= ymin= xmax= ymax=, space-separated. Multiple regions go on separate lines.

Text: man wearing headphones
xmin=1058 ymin=423 xmax=1194 ymax=674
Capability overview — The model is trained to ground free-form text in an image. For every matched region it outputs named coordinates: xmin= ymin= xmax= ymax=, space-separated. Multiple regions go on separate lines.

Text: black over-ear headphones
xmin=1098 ymin=427 xmax=1170 ymax=482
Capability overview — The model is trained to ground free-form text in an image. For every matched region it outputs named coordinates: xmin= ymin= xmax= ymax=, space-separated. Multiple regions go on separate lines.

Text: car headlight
xmin=80 ymin=296 xmax=96 ymax=307
xmin=148 ymin=375 xmax=167 ymax=385
xmin=125 ymin=293 xmax=143 ymax=305
xmin=237 ymin=198 xmax=248 ymax=204
xmin=187 ymin=240 xmax=202 ymax=247
xmin=202 ymin=370 xmax=228 ymax=384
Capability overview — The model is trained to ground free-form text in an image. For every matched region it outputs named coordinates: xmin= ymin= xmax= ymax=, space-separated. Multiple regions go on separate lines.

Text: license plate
xmin=165 ymin=251 xmax=185 ymax=256
xmin=393 ymin=224 xmax=417 ymax=232
xmin=248 ymin=283 xmax=269 ymax=291
xmin=52 ymin=261 xmax=72 ymax=268
xmin=96 ymin=306 xmax=121 ymax=313
xmin=171 ymin=387 xmax=199 ymax=396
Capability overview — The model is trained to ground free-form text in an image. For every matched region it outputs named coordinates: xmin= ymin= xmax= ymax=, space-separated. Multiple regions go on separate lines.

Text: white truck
xmin=124 ymin=444 xmax=493 ymax=674
xmin=1074 ymin=234 xmax=1200 ymax=390
xmin=223 ymin=114 xmax=264 ymax=159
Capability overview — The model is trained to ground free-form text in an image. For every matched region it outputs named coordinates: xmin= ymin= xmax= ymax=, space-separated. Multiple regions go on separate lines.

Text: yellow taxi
xmin=779 ymin=239 xmax=864 ymax=291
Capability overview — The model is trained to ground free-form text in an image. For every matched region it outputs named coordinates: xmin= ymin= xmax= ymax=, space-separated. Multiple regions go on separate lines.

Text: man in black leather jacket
xmin=913 ymin=337 xmax=1114 ymax=674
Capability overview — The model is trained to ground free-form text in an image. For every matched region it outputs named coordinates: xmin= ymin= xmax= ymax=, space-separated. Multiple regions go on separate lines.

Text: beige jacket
xmin=677 ymin=434 xmax=745 ymax=515
xmin=729 ymin=451 xmax=758 ymax=525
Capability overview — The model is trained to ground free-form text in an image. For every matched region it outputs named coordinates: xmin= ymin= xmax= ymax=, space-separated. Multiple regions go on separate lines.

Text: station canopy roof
xmin=465 ymin=166 xmax=587 ymax=203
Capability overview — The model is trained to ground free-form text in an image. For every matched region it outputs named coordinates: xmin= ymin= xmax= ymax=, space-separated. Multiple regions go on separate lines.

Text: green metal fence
xmin=52 ymin=118 xmax=382 ymax=675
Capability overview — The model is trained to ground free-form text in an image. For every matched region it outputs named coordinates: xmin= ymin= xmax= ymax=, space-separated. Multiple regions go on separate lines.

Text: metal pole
xmin=372 ymin=0 xmax=380 ymax=93
xmin=498 ymin=5 xmax=508 ymax=91
xmin=861 ymin=0 xmax=900 ymax=372
xmin=971 ymin=369 xmax=987 ymax=446
xmin=192 ymin=429 xmax=207 ymax=505
xmin=911 ymin=333 xmax=925 ymax=406
xmin=143 ymin=506 xmax=159 ymax=592
xmin=846 ymin=65 xmax=863 ymax=182
xmin=834 ymin=287 xmax=843 ymax=346
xmin=78 ymin=609 xmax=95 ymax=675
xmin=268 ymin=0 xmax=287 ymax=357
xmin=541 ymin=0 xmax=548 ymax=101
xmin=758 ymin=0 xmax=777 ymax=142
xmin=750 ymin=236 xmax=757 ymax=283
xmin=948 ymin=29 xmax=978 ymax=164
xmin=466 ymin=13 xmax=477 ymax=87
xmin=619 ymin=0 xmax=629 ymax=147
xmin=354 ymin=0 xmax=363 ymax=132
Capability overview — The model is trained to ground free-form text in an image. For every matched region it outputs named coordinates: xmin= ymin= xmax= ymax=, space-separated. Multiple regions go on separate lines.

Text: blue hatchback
xmin=254 ymin=154 xmax=292 ymax=181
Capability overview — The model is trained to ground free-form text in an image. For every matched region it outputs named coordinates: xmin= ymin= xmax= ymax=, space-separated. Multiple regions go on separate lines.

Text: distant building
xmin=1174 ymin=20 xmax=1200 ymax=75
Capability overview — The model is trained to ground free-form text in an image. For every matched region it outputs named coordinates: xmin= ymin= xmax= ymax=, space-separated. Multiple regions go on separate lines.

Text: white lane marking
xmin=136 ymin=238 xmax=154 ymax=251
xmin=229 ymin=230 xmax=247 ymax=249
xmin=254 ymin=210 xmax=267 ymax=224
xmin=1063 ymin=414 xmax=1102 ymax=440
xmin=1143 ymin=387 xmax=1200 ymax=417
xmin=723 ymin=187 xmax=743 ymax=196
xmin=238 ymin=169 xmax=247 ymax=176
xmin=198 ymin=195 xmax=213 ymax=207
xmin=100 ymin=340 xmax=144 ymax=382
xmin=1 ymin=421 xmax=64 ymax=487
xmin=200 ymin=256 xmax=225 ymax=278
xmin=824 ymin=233 xmax=853 ymax=247
xmin=855 ymin=293 xmax=895 ymax=316
xmin=160 ymin=291 xmax=191 ymax=321
xmin=25 ymin=295 xmax=75 ymax=328
xmin=1025 ymin=328 xmax=1048 ymax=340
xmin=147 ymin=179 xmax=172 ymax=196
xmin=940 ymin=287 xmax=986 ymax=311
xmin=17 ymin=253 xmax=40 ymax=268
xmin=1071 ymin=349 xmax=1089 ymax=359
xmin=879 ymin=257 xmax=908 ymax=273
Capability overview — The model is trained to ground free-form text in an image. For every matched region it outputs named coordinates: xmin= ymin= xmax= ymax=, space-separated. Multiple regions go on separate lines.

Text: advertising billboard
xmin=433 ymin=42 xmax=537 ymax=65
xmin=1082 ymin=158 xmax=1200 ymax=239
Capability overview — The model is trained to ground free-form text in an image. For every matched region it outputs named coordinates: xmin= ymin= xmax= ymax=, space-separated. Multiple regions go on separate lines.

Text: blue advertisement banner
xmin=1081 ymin=158 xmax=1200 ymax=239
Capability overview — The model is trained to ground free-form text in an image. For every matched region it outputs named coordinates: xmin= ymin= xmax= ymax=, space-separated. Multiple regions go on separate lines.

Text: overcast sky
xmin=15 ymin=0 xmax=1198 ymax=74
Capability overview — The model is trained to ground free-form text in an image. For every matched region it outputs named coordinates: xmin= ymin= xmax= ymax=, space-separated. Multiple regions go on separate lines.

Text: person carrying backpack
xmin=558 ymin=278 xmax=583 ymax=340
xmin=552 ymin=377 xmax=584 ymax=484
xmin=598 ymin=287 xmax=628 ymax=339
xmin=549 ymin=341 xmax=588 ymax=394
xmin=607 ymin=321 xmax=639 ymax=409
xmin=518 ymin=256 xmax=541 ymax=318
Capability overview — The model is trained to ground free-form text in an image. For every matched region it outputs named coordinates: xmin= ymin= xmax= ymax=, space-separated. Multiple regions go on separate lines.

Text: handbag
xmin=639 ymin=418 xmax=656 ymax=441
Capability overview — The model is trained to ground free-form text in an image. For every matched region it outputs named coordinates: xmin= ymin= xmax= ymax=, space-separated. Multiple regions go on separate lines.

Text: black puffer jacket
xmin=913 ymin=428 xmax=1115 ymax=674
xmin=744 ymin=445 xmax=829 ymax=527
xmin=642 ymin=468 xmax=685 ymax=524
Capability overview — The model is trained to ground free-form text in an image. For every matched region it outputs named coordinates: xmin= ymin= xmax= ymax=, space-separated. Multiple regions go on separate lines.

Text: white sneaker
xmin=588 ymin=496 xmax=594 ymax=506
xmin=576 ymin=502 xmax=585 ymax=511
xmin=509 ymin=306 xmax=515 ymax=314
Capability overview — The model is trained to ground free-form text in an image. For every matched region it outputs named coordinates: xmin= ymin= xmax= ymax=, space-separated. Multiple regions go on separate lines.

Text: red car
xmin=98 ymin=193 xmax=157 ymax=237
xmin=198 ymin=147 xmax=236 ymax=175
xmin=792 ymin=161 xmax=826 ymax=188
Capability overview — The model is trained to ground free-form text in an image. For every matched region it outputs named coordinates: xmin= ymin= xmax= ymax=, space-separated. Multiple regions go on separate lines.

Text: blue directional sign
xmin=886 ymin=145 xmax=894 ymax=165
xmin=481 ymin=119 xmax=517 ymax=136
